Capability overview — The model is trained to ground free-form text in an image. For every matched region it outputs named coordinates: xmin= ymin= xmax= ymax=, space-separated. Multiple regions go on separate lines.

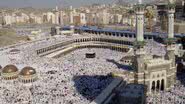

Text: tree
xmin=144 ymin=8 xmax=154 ymax=32
xmin=127 ymin=9 xmax=135 ymax=30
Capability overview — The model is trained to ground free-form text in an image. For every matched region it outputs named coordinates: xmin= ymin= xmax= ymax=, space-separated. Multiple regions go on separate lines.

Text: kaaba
xmin=86 ymin=52 xmax=96 ymax=58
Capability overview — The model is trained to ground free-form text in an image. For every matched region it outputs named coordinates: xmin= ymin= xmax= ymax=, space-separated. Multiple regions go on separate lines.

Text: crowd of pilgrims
xmin=146 ymin=74 xmax=185 ymax=104
xmin=0 ymin=44 xmax=127 ymax=104
xmin=0 ymin=34 xmax=184 ymax=104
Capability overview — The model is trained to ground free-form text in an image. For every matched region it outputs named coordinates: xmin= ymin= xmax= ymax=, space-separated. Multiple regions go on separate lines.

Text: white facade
xmin=46 ymin=12 xmax=56 ymax=24
xmin=42 ymin=13 xmax=48 ymax=23
xmin=80 ymin=13 xmax=86 ymax=25
xmin=101 ymin=10 xmax=110 ymax=25
xmin=15 ymin=16 xmax=24 ymax=23
xmin=21 ymin=13 xmax=29 ymax=22
xmin=128 ymin=15 xmax=136 ymax=27
xmin=59 ymin=11 xmax=64 ymax=25
xmin=29 ymin=13 xmax=43 ymax=24
xmin=109 ymin=14 xmax=123 ymax=25
xmin=63 ymin=13 xmax=70 ymax=25
xmin=114 ymin=14 xmax=122 ymax=24
xmin=86 ymin=13 xmax=97 ymax=25
xmin=3 ymin=13 xmax=37 ymax=25
xmin=35 ymin=17 xmax=43 ymax=24
xmin=55 ymin=12 xmax=59 ymax=24
xmin=55 ymin=6 xmax=59 ymax=25
xmin=4 ymin=15 xmax=13 ymax=25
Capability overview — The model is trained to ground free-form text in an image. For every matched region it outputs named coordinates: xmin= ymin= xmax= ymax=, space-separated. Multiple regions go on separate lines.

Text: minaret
xmin=165 ymin=1 xmax=176 ymax=89
xmin=55 ymin=6 xmax=59 ymax=25
xmin=168 ymin=7 xmax=175 ymax=38
xmin=134 ymin=0 xmax=145 ymax=57
xmin=70 ymin=6 xmax=74 ymax=25
xmin=136 ymin=0 xmax=144 ymax=42
xmin=165 ymin=2 xmax=176 ymax=67
xmin=133 ymin=0 xmax=146 ymax=84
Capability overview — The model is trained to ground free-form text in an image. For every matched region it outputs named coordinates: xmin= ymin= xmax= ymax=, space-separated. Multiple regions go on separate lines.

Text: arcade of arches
xmin=149 ymin=71 xmax=166 ymax=93
xmin=151 ymin=79 xmax=165 ymax=91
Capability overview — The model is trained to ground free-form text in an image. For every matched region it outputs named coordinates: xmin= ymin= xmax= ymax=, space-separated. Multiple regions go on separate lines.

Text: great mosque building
xmin=46 ymin=0 xmax=178 ymax=94
xmin=0 ymin=1 xmax=182 ymax=104
xmin=51 ymin=0 xmax=177 ymax=93
xmin=129 ymin=1 xmax=177 ymax=93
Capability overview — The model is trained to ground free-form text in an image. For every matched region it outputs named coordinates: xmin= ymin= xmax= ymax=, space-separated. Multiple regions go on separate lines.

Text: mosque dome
xmin=2 ymin=65 xmax=18 ymax=73
xmin=20 ymin=67 xmax=36 ymax=76
xmin=2 ymin=64 xmax=19 ymax=80
xmin=19 ymin=66 xmax=37 ymax=83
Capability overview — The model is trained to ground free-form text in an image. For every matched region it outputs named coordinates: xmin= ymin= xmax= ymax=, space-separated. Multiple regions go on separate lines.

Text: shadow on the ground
xmin=176 ymin=62 xmax=185 ymax=86
xmin=106 ymin=59 xmax=133 ymax=71
xmin=73 ymin=75 xmax=113 ymax=102
xmin=174 ymin=54 xmax=185 ymax=89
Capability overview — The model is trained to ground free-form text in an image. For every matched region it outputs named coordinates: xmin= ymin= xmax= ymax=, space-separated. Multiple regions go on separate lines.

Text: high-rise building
xmin=100 ymin=9 xmax=110 ymax=25
xmin=156 ymin=1 xmax=168 ymax=31
xmin=59 ymin=11 xmax=63 ymax=25
xmin=3 ymin=15 xmax=12 ymax=25
xmin=80 ymin=13 xmax=86 ymax=25
xmin=42 ymin=13 xmax=48 ymax=23
xmin=70 ymin=6 xmax=74 ymax=24
xmin=55 ymin=6 xmax=59 ymax=24
xmin=46 ymin=12 xmax=55 ymax=24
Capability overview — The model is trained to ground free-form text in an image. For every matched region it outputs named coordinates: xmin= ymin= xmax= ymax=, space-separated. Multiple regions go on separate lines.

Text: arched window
xmin=157 ymin=80 xmax=160 ymax=91
xmin=152 ymin=81 xmax=155 ymax=91
xmin=161 ymin=79 xmax=164 ymax=91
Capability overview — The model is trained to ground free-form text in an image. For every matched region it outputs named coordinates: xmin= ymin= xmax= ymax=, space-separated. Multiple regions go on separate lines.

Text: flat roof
xmin=120 ymin=84 xmax=145 ymax=97
xmin=62 ymin=26 xmax=185 ymax=37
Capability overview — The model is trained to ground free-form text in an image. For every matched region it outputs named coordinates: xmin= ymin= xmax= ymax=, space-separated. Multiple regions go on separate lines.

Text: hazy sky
xmin=0 ymin=0 xmax=116 ymax=8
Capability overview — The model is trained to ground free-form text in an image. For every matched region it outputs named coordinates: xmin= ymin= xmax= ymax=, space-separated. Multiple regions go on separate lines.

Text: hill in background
xmin=0 ymin=28 xmax=29 ymax=47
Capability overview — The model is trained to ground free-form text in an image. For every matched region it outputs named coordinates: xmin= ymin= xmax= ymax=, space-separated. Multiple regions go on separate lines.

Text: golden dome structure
xmin=19 ymin=67 xmax=37 ymax=83
xmin=2 ymin=65 xmax=19 ymax=80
